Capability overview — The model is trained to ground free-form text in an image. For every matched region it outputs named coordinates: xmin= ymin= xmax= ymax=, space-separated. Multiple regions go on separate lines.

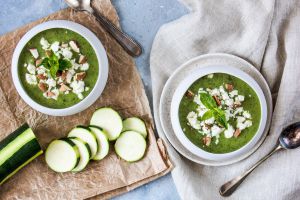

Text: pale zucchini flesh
xmin=68 ymin=127 xmax=98 ymax=159
xmin=0 ymin=123 xmax=43 ymax=185
xmin=89 ymin=126 xmax=110 ymax=160
xmin=90 ymin=108 xmax=123 ymax=141
xmin=114 ymin=131 xmax=146 ymax=162
xmin=45 ymin=139 xmax=80 ymax=173
xmin=70 ymin=138 xmax=90 ymax=172
xmin=122 ymin=117 xmax=147 ymax=138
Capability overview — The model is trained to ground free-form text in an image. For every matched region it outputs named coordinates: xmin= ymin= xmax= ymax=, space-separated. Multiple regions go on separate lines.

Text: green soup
xmin=179 ymin=73 xmax=261 ymax=154
xmin=18 ymin=28 xmax=99 ymax=109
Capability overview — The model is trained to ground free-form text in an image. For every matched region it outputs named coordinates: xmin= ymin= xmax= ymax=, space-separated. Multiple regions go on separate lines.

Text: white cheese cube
xmin=50 ymin=41 xmax=60 ymax=52
xmin=224 ymin=124 xmax=235 ymax=138
xmin=237 ymin=116 xmax=246 ymax=123
xmin=29 ymin=49 xmax=39 ymax=59
xmin=62 ymin=48 xmax=73 ymax=59
xmin=243 ymin=111 xmax=252 ymax=119
xmin=40 ymin=37 xmax=50 ymax=49
xmin=25 ymin=73 xmax=37 ymax=85
xmin=187 ymin=111 xmax=201 ymax=130
xmin=211 ymin=125 xmax=223 ymax=137
xmin=80 ymin=63 xmax=89 ymax=71
xmin=27 ymin=63 xmax=36 ymax=75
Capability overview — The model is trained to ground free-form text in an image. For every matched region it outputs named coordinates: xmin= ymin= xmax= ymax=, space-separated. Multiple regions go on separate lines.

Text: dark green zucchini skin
xmin=0 ymin=123 xmax=43 ymax=185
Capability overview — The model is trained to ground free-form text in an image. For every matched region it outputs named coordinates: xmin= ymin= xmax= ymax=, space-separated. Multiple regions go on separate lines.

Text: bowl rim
xmin=11 ymin=20 xmax=109 ymax=116
xmin=170 ymin=65 xmax=268 ymax=161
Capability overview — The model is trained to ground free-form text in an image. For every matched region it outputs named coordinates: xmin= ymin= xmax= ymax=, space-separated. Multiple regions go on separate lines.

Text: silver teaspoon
xmin=64 ymin=0 xmax=143 ymax=57
xmin=219 ymin=122 xmax=300 ymax=197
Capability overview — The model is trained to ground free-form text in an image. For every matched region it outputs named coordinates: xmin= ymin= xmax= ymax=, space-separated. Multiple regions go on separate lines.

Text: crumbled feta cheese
xmin=27 ymin=63 xmax=36 ymax=75
xmin=229 ymin=90 xmax=238 ymax=97
xmin=70 ymin=80 xmax=85 ymax=94
xmin=85 ymin=87 xmax=90 ymax=91
xmin=211 ymin=125 xmax=223 ymax=137
xmin=210 ymin=88 xmax=220 ymax=96
xmin=237 ymin=120 xmax=252 ymax=130
xmin=234 ymin=107 xmax=244 ymax=115
xmin=77 ymin=93 xmax=84 ymax=100
xmin=25 ymin=73 xmax=37 ymax=85
xmin=66 ymin=69 xmax=76 ymax=83
xmin=225 ymin=99 xmax=234 ymax=107
xmin=29 ymin=49 xmax=39 ymax=59
xmin=197 ymin=107 xmax=209 ymax=117
xmin=205 ymin=117 xmax=215 ymax=125
xmin=69 ymin=41 xmax=80 ymax=53
xmin=237 ymin=116 xmax=246 ymax=123
xmin=51 ymin=88 xmax=59 ymax=100
xmin=50 ymin=41 xmax=60 ymax=52
xmin=244 ymin=120 xmax=252 ymax=127
xmin=236 ymin=95 xmax=245 ymax=102
xmin=36 ymin=66 xmax=46 ymax=75
xmin=243 ymin=111 xmax=252 ymax=119
xmin=24 ymin=63 xmax=28 ymax=67
xmin=70 ymin=59 xmax=80 ymax=70
xmin=80 ymin=63 xmax=89 ymax=71
xmin=187 ymin=111 xmax=201 ymax=130
xmin=62 ymin=48 xmax=73 ymax=59
xmin=46 ymin=78 xmax=56 ymax=88
xmin=224 ymin=125 xmax=235 ymax=138
xmin=40 ymin=37 xmax=50 ymax=49
xmin=65 ymin=90 xmax=70 ymax=94
xmin=221 ymin=92 xmax=230 ymax=100
xmin=207 ymin=74 xmax=214 ymax=79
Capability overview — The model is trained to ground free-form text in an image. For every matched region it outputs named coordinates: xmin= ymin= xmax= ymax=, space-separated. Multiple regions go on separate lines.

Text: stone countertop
xmin=0 ymin=0 xmax=187 ymax=199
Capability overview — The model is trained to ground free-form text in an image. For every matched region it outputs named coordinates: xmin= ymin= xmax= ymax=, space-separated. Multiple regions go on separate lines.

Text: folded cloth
xmin=150 ymin=0 xmax=300 ymax=199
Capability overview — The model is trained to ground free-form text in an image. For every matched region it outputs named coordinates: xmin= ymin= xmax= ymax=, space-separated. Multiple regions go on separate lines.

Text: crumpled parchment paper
xmin=0 ymin=0 xmax=172 ymax=199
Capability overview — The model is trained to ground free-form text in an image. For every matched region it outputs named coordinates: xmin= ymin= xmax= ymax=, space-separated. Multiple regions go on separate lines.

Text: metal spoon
xmin=219 ymin=122 xmax=300 ymax=197
xmin=64 ymin=0 xmax=142 ymax=57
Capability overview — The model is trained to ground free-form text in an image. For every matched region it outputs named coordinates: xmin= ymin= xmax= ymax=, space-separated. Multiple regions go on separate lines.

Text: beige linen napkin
xmin=150 ymin=0 xmax=300 ymax=199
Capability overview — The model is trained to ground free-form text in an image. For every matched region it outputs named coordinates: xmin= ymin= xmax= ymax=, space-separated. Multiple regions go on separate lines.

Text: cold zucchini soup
xmin=18 ymin=28 xmax=99 ymax=109
xmin=179 ymin=73 xmax=261 ymax=154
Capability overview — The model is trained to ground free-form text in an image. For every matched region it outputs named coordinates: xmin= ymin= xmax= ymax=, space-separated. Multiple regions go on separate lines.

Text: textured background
xmin=0 ymin=0 xmax=187 ymax=199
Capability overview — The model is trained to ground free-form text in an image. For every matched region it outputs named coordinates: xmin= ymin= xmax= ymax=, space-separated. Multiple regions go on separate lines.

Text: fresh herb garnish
xmin=38 ymin=50 xmax=72 ymax=78
xmin=200 ymin=93 xmax=228 ymax=129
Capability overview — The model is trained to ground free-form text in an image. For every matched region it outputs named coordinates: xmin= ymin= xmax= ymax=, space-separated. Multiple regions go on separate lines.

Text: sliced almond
xmin=75 ymin=72 xmax=86 ymax=81
xmin=234 ymin=129 xmax=241 ymax=138
xmin=61 ymin=71 xmax=67 ymax=81
xmin=45 ymin=50 xmax=52 ymax=57
xmin=185 ymin=90 xmax=195 ymax=98
xmin=46 ymin=91 xmax=55 ymax=97
xmin=213 ymin=95 xmax=221 ymax=106
xmin=59 ymin=83 xmax=71 ymax=92
xmin=29 ymin=48 xmax=39 ymax=59
xmin=202 ymin=136 xmax=211 ymax=146
xmin=69 ymin=40 xmax=80 ymax=53
xmin=225 ymin=83 xmax=234 ymax=92
xmin=37 ymin=74 xmax=47 ymax=80
xmin=38 ymin=82 xmax=48 ymax=92
xmin=35 ymin=59 xmax=42 ymax=66
xmin=78 ymin=55 xmax=87 ymax=64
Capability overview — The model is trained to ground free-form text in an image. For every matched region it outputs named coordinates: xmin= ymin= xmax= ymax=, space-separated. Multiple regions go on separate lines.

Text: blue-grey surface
xmin=0 ymin=0 xmax=187 ymax=199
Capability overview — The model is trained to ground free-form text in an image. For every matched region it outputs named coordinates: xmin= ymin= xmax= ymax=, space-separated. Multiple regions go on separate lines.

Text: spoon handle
xmin=90 ymin=8 xmax=142 ymax=57
xmin=219 ymin=144 xmax=283 ymax=197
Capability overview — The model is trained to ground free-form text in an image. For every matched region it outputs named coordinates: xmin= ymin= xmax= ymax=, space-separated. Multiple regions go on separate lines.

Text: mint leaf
xmin=200 ymin=93 xmax=217 ymax=109
xmin=38 ymin=57 xmax=50 ymax=69
xmin=202 ymin=110 xmax=214 ymax=120
xmin=213 ymin=108 xmax=228 ymax=129
xmin=50 ymin=63 xmax=59 ymax=78
xmin=59 ymin=59 xmax=72 ymax=71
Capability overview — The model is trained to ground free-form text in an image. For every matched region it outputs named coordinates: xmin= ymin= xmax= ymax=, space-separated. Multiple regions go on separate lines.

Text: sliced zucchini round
xmin=114 ymin=131 xmax=146 ymax=162
xmin=68 ymin=127 xmax=98 ymax=159
xmin=45 ymin=138 xmax=80 ymax=173
xmin=69 ymin=138 xmax=91 ymax=172
xmin=90 ymin=107 xmax=123 ymax=141
xmin=88 ymin=125 xmax=110 ymax=160
xmin=122 ymin=117 xmax=147 ymax=138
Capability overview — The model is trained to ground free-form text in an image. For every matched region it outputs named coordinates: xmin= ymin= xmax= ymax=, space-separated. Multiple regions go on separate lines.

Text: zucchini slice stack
xmin=0 ymin=123 xmax=43 ymax=185
xmin=45 ymin=107 xmax=148 ymax=173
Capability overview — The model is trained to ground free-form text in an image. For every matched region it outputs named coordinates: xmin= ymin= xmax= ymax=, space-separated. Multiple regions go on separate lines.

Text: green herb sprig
xmin=38 ymin=50 xmax=72 ymax=78
xmin=200 ymin=93 xmax=228 ymax=129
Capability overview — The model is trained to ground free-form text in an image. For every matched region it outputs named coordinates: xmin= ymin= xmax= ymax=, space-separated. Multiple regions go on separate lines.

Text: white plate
xmin=170 ymin=65 xmax=267 ymax=161
xmin=11 ymin=20 xmax=109 ymax=116
xmin=158 ymin=53 xmax=272 ymax=166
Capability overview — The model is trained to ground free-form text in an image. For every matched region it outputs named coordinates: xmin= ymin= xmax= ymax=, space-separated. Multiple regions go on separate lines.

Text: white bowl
xmin=11 ymin=20 xmax=109 ymax=116
xmin=170 ymin=65 xmax=267 ymax=161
